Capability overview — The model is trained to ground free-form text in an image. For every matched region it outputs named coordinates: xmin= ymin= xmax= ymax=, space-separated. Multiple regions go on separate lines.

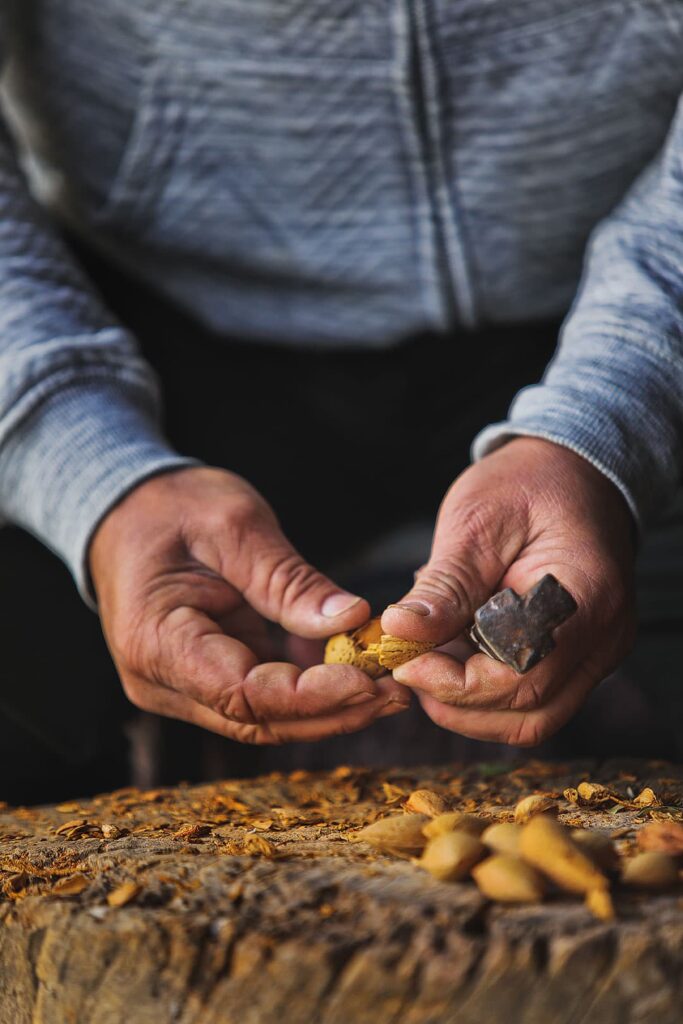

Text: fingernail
xmin=322 ymin=592 xmax=363 ymax=618
xmin=388 ymin=601 xmax=430 ymax=616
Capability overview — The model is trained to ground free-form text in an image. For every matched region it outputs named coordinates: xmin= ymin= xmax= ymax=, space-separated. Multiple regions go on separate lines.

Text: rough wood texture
xmin=1 ymin=759 xmax=683 ymax=1024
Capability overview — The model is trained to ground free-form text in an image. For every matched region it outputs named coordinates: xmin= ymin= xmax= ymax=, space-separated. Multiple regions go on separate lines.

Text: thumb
xmin=224 ymin=505 xmax=370 ymax=639
xmin=381 ymin=502 xmax=527 ymax=645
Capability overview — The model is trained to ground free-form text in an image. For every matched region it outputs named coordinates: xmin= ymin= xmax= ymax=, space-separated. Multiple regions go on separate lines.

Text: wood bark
xmin=1 ymin=759 xmax=682 ymax=1024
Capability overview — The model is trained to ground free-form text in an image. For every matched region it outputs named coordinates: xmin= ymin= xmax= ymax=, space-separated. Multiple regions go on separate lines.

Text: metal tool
xmin=469 ymin=574 xmax=577 ymax=674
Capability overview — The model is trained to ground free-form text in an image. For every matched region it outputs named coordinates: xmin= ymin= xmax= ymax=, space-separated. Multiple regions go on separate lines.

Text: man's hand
xmin=381 ymin=438 xmax=636 ymax=746
xmin=90 ymin=467 xmax=409 ymax=743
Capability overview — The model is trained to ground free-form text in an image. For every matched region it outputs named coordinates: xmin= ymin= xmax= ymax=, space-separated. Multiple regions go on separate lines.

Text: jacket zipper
xmin=406 ymin=0 xmax=476 ymax=330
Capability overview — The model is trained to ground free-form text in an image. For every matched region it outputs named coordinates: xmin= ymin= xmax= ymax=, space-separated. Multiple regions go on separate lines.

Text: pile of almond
xmin=353 ymin=788 xmax=683 ymax=921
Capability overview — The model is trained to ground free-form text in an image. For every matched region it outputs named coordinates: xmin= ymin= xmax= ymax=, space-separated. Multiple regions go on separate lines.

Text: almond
xmin=622 ymin=851 xmax=679 ymax=889
xmin=576 ymin=782 xmax=615 ymax=805
xmin=519 ymin=816 xmax=608 ymax=894
xmin=481 ymin=822 xmax=523 ymax=857
xmin=637 ymin=821 xmax=683 ymax=857
xmin=472 ymin=854 xmax=545 ymax=903
xmin=404 ymin=789 xmax=448 ymax=817
xmin=52 ymin=873 xmax=89 ymax=897
xmin=585 ymin=888 xmax=615 ymax=921
xmin=418 ymin=831 xmax=485 ymax=882
xmin=107 ymin=880 xmax=141 ymax=907
xmin=355 ymin=814 xmax=430 ymax=857
xmin=514 ymin=794 xmax=558 ymax=824
xmin=423 ymin=812 xmax=488 ymax=839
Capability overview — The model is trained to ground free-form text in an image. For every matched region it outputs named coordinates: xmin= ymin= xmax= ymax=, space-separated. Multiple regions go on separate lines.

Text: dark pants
xmin=0 ymin=243 xmax=678 ymax=804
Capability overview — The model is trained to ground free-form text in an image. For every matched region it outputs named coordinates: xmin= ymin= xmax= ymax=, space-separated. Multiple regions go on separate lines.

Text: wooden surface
xmin=1 ymin=759 xmax=683 ymax=1024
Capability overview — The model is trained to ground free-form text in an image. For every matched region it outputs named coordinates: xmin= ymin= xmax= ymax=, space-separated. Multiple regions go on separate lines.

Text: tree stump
xmin=1 ymin=759 xmax=683 ymax=1024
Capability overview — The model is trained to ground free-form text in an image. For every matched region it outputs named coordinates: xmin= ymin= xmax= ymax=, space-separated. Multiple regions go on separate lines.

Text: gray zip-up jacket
xmin=0 ymin=1 xmax=682 ymax=595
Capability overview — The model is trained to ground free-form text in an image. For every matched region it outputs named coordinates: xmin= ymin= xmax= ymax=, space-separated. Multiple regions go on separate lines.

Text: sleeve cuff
xmin=0 ymin=378 xmax=198 ymax=604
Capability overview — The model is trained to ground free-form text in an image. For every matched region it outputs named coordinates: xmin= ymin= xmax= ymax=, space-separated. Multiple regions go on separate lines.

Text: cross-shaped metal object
xmin=469 ymin=574 xmax=577 ymax=674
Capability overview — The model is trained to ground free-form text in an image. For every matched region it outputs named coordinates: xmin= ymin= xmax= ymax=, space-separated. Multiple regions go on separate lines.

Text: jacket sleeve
xmin=0 ymin=51 xmax=195 ymax=600
xmin=473 ymin=95 xmax=683 ymax=528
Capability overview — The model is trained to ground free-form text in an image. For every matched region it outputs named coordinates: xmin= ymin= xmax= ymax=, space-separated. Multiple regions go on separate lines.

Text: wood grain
xmin=1 ymin=759 xmax=682 ymax=1024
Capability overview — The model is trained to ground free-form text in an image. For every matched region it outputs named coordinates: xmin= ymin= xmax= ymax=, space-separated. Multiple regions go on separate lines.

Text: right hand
xmin=89 ymin=466 xmax=409 ymax=743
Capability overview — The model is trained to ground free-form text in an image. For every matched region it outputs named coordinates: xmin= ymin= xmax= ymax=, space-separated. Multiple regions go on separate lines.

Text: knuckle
xmin=415 ymin=498 xmax=518 ymax=613
xmin=506 ymin=714 xmax=548 ymax=748
xmin=107 ymin=605 xmax=169 ymax=686
xmin=214 ymin=688 xmax=256 ymax=726
xmin=222 ymin=492 xmax=264 ymax=541
xmin=508 ymin=680 xmax=544 ymax=713
xmin=154 ymin=606 xmax=199 ymax=685
xmin=232 ymin=721 xmax=282 ymax=746
xmin=266 ymin=553 xmax=321 ymax=610
xmin=415 ymin=559 xmax=474 ymax=613
xmin=104 ymin=611 xmax=146 ymax=675
xmin=200 ymin=491 xmax=272 ymax=551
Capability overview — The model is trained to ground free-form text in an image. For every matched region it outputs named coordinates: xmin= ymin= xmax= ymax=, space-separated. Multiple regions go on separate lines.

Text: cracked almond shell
xmin=365 ymin=635 xmax=436 ymax=670
xmin=324 ymin=616 xmax=435 ymax=675
xmin=513 ymin=794 xmax=558 ymax=824
xmin=323 ymin=631 xmax=383 ymax=679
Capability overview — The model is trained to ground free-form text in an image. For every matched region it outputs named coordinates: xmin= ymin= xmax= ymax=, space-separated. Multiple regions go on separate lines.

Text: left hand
xmin=90 ymin=467 xmax=409 ymax=745
xmin=381 ymin=437 xmax=636 ymax=746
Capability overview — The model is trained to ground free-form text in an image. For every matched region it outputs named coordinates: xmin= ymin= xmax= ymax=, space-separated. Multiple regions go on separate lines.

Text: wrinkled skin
xmin=90 ymin=467 xmax=410 ymax=744
xmin=91 ymin=437 xmax=635 ymax=748
xmin=382 ymin=437 xmax=637 ymax=746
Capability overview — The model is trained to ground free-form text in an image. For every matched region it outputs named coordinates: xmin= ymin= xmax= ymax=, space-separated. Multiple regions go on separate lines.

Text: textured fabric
xmin=0 ymin=2 xmax=682 ymax=591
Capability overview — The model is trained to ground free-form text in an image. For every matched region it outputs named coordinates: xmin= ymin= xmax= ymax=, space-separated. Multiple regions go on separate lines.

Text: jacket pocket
xmin=92 ymin=53 xmax=189 ymax=235
xmin=92 ymin=47 xmax=420 ymax=293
